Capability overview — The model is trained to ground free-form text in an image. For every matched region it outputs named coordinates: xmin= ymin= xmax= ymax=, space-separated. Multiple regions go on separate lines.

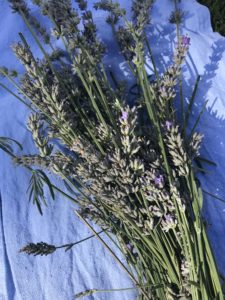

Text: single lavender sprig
xmin=19 ymin=242 xmax=56 ymax=256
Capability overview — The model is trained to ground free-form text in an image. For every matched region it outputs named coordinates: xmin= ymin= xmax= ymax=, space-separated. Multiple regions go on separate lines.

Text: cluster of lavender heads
xmin=5 ymin=1 xmax=223 ymax=300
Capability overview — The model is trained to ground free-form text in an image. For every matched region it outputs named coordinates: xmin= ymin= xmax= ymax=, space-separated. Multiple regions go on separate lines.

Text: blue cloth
xmin=1 ymin=1 xmax=225 ymax=299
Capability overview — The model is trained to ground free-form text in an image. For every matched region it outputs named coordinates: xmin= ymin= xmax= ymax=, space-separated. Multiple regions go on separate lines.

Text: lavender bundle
xmin=0 ymin=0 xmax=224 ymax=299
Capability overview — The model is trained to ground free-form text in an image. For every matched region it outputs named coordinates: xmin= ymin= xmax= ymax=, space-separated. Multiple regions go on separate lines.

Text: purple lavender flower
xmin=121 ymin=111 xmax=128 ymax=121
xmin=154 ymin=175 xmax=164 ymax=186
xmin=164 ymin=214 xmax=173 ymax=222
xmin=162 ymin=214 xmax=177 ymax=232
xmin=126 ymin=243 xmax=132 ymax=251
xmin=165 ymin=120 xmax=173 ymax=131
xmin=181 ymin=35 xmax=190 ymax=46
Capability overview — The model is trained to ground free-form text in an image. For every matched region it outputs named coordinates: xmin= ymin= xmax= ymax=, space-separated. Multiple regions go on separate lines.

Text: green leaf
xmin=26 ymin=169 xmax=54 ymax=215
xmin=1 ymin=137 xmax=23 ymax=150
xmin=189 ymin=100 xmax=208 ymax=138
xmin=184 ymin=75 xmax=200 ymax=128
xmin=196 ymin=156 xmax=217 ymax=167
xmin=38 ymin=170 xmax=55 ymax=200
xmin=0 ymin=136 xmax=23 ymax=156
xmin=63 ymin=179 xmax=77 ymax=196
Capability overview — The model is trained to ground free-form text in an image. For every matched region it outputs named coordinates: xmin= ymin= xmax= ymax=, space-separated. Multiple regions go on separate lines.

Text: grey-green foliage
xmin=2 ymin=0 xmax=223 ymax=299
xmin=0 ymin=137 xmax=22 ymax=156
xmin=26 ymin=169 xmax=55 ymax=215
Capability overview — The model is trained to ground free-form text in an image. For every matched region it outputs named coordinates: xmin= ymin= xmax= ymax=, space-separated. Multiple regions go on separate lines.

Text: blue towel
xmin=0 ymin=1 xmax=225 ymax=299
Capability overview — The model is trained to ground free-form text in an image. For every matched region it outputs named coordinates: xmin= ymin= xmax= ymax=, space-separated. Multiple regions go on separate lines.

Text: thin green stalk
xmin=156 ymin=228 xmax=181 ymax=279
xmin=55 ymin=230 xmax=106 ymax=250
xmin=133 ymin=246 xmax=167 ymax=300
xmin=84 ymin=52 xmax=118 ymax=127
xmin=123 ymin=213 xmax=180 ymax=285
xmin=202 ymin=227 xmax=224 ymax=299
xmin=74 ymin=66 xmax=107 ymax=124
xmin=135 ymin=55 xmax=172 ymax=178
xmin=111 ymin=22 xmax=136 ymax=77
xmin=75 ymin=284 xmax=164 ymax=299
xmin=182 ymin=178 xmax=201 ymax=298
xmin=122 ymin=225 xmax=160 ymax=298
xmin=0 ymin=70 xmax=39 ymax=110
xmin=184 ymin=75 xmax=201 ymax=133
xmin=74 ymin=78 xmax=119 ymax=150
xmin=0 ymin=82 xmax=34 ymax=111
xmin=93 ymin=75 xmax=117 ymax=127
xmin=75 ymin=211 xmax=152 ymax=300
xmin=109 ymin=201 xmax=172 ymax=284
xmin=188 ymin=171 xmax=223 ymax=297
xmin=144 ymin=33 xmax=159 ymax=84
xmin=51 ymin=184 xmax=78 ymax=204
xmin=186 ymin=170 xmax=219 ymax=298
xmin=133 ymin=47 xmax=197 ymax=293
xmin=139 ymin=190 xmax=181 ymax=284
xmin=189 ymin=100 xmax=208 ymax=139
xmin=153 ymin=229 xmax=180 ymax=284
xmin=173 ymin=0 xmax=186 ymax=135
